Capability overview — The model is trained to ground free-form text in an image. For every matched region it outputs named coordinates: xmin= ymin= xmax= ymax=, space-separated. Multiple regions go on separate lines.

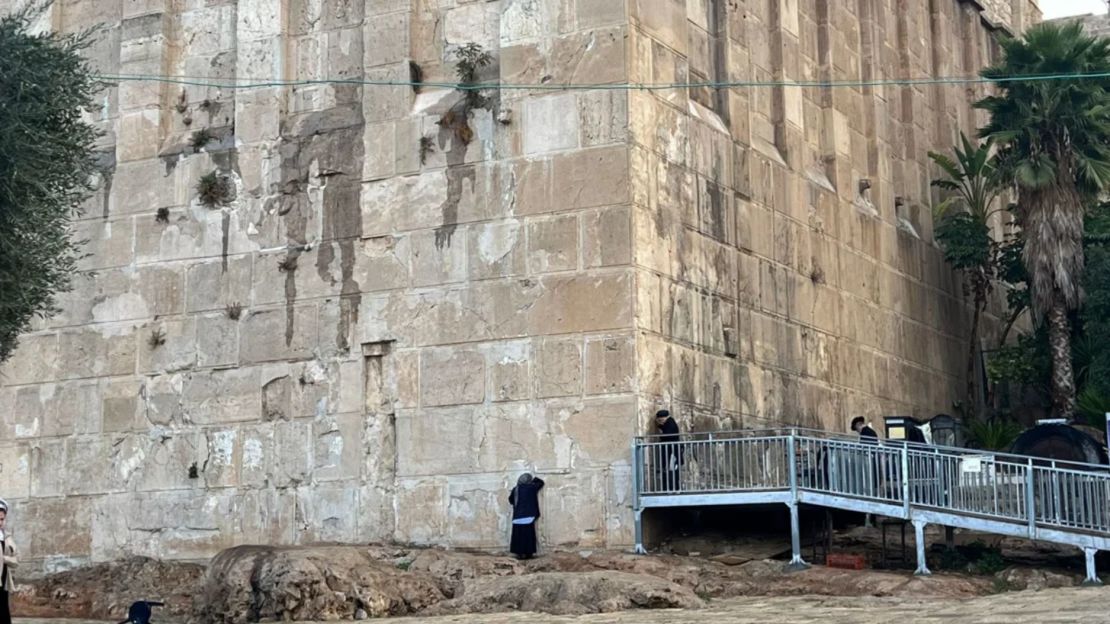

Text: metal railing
xmin=633 ymin=428 xmax=1110 ymax=539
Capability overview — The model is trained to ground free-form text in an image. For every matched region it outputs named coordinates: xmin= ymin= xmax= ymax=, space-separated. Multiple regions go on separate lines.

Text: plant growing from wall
xmin=419 ymin=135 xmax=435 ymax=165
xmin=148 ymin=327 xmax=166 ymax=349
xmin=978 ymin=21 xmax=1110 ymax=417
xmin=436 ymin=43 xmax=495 ymax=146
xmin=225 ymin=302 xmax=243 ymax=320
xmin=155 ymin=207 xmax=171 ymax=224
xmin=0 ymin=7 xmax=102 ymax=363
xmin=190 ymin=128 xmax=216 ymax=153
xmin=196 ymin=171 xmax=233 ymax=208
xmin=929 ymin=133 xmax=1005 ymax=417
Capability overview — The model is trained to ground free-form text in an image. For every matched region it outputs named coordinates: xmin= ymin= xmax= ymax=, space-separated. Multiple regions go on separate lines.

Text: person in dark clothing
xmin=851 ymin=416 xmax=879 ymax=442
xmin=508 ymin=473 xmax=544 ymax=560
xmin=0 ymin=498 xmax=17 ymax=624
xmin=654 ymin=410 xmax=683 ymax=491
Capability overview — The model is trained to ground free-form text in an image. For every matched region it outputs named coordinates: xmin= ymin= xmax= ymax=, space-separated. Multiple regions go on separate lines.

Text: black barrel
xmin=1010 ymin=424 xmax=1108 ymax=466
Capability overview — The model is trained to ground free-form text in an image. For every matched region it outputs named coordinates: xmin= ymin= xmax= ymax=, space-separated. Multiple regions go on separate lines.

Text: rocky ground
xmin=16 ymin=589 xmax=1110 ymax=624
xmin=8 ymin=525 xmax=1099 ymax=623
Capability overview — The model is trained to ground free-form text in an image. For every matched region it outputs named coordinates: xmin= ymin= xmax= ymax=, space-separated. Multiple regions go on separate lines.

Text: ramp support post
xmin=786 ymin=502 xmax=809 ymax=571
xmin=913 ymin=520 xmax=931 ymax=576
xmin=1083 ymin=548 xmax=1102 ymax=586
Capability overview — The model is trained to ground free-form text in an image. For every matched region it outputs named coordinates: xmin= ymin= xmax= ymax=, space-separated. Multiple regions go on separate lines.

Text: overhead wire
xmin=89 ymin=68 xmax=1110 ymax=92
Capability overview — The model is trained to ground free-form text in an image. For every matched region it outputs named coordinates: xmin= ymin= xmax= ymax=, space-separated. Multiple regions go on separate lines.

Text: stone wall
xmin=1049 ymin=8 xmax=1110 ymax=38
xmin=0 ymin=0 xmax=1037 ymax=572
xmin=628 ymin=0 xmax=1039 ymax=437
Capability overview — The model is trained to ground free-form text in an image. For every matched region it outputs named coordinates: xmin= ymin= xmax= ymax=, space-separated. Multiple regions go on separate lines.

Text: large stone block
xmin=180 ymin=367 xmax=261 ymax=425
xmin=535 ymin=336 xmax=582 ymax=398
xmin=312 ymin=413 xmax=364 ymax=482
xmin=527 ymin=271 xmax=634 ymax=335
xmin=445 ymin=473 xmax=510 ymax=546
xmin=394 ymin=477 xmax=448 ymax=544
xmin=102 ymin=379 xmax=143 ymax=433
xmin=57 ymin=328 xmax=136 ymax=380
xmin=0 ymin=333 xmax=59 ymax=385
xmin=523 ymin=93 xmax=580 ymax=155
xmin=239 ymin=306 xmax=318 ymax=364
xmin=584 ymin=334 xmax=634 ymax=394
xmin=411 ymin=229 xmax=468 ymax=287
xmin=468 ymin=220 xmax=526 ymax=280
xmin=185 ymin=256 xmax=254 ymax=313
xmin=0 ymin=443 xmax=31 ymax=500
xmin=550 ymin=146 xmax=629 ymax=209
xmin=527 ymin=214 xmax=579 ymax=273
xmin=420 ymin=347 xmax=485 ymax=406
xmin=294 ymin=482 xmax=360 ymax=544
xmin=396 ymin=407 xmax=480 ymax=476
xmin=138 ymin=317 xmax=197 ymax=374
xmin=488 ymin=339 xmax=531 ymax=402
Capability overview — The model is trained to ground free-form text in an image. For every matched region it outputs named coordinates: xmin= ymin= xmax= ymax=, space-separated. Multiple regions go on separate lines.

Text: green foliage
xmin=978 ymin=22 xmax=1110 ymax=198
xmin=454 ymin=42 xmax=493 ymax=109
xmin=973 ymin=549 xmax=1007 ymax=575
xmin=1077 ymin=386 xmax=1110 ymax=426
xmin=1082 ymin=203 xmax=1110 ymax=400
xmin=0 ymin=6 xmax=102 ymax=363
xmin=964 ymin=418 xmax=1023 ymax=451
xmin=934 ymin=212 xmax=993 ymax=270
xmin=937 ymin=548 xmax=969 ymax=571
xmin=987 ymin=332 xmax=1050 ymax=388
xmin=196 ymin=171 xmax=233 ymax=208
xmin=190 ymin=128 xmax=217 ymax=152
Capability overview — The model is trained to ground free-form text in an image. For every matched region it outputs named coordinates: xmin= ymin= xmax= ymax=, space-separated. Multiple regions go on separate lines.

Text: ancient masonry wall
xmin=629 ymin=0 xmax=1038 ymax=435
xmin=0 ymin=0 xmax=1036 ymax=573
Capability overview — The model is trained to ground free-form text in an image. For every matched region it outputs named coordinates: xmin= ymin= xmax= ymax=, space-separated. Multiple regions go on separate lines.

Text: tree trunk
xmin=1047 ymin=297 xmax=1077 ymax=418
xmin=966 ymin=293 xmax=983 ymax=417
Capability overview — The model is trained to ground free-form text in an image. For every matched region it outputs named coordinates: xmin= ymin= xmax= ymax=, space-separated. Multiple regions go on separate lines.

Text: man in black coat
xmin=508 ymin=473 xmax=545 ymax=560
xmin=655 ymin=410 xmax=683 ymax=491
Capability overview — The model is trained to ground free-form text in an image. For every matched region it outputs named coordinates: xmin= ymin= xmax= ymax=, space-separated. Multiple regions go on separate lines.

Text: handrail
xmin=631 ymin=429 xmax=1110 ymax=583
xmin=635 ymin=426 xmax=1110 ymax=472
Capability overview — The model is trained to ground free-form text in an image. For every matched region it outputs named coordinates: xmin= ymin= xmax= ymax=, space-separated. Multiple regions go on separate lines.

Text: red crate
xmin=826 ymin=553 xmax=867 ymax=570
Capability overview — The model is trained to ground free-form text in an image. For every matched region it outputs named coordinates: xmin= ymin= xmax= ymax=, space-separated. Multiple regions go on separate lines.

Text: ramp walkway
xmin=632 ymin=428 xmax=1110 ymax=584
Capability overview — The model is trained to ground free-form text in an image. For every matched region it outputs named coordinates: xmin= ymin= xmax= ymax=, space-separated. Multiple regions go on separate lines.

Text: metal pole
xmin=901 ymin=444 xmax=910 ymax=518
xmin=786 ymin=502 xmax=808 ymax=570
xmin=786 ymin=432 xmax=808 ymax=571
xmin=1026 ymin=458 xmax=1036 ymax=538
xmin=913 ymin=519 xmax=931 ymax=576
xmin=632 ymin=439 xmax=645 ymax=554
xmin=1083 ymin=547 xmax=1102 ymax=586
xmin=945 ymin=526 xmax=955 ymax=551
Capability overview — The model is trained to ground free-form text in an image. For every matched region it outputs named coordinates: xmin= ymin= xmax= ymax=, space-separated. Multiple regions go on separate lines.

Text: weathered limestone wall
xmin=0 ymin=0 xmax=1038 ymax=572
xmin=0 ymin=0 xmax=634 ymax=572
xmin=627 ymin=0 xmax=1040 ymax=435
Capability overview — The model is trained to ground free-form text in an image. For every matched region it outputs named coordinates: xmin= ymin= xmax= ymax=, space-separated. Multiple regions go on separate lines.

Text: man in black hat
xmin=654 ymin=410 xmax=683 ymax=491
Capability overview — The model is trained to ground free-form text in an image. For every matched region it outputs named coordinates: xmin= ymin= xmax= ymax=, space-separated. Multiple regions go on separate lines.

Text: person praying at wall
xmin=654 ymin=410 xmax=683 ymax=491
xmin=0 ymin=499 xmax=18 ymax=624
xmin=851 ymin=416 xmax=879 ymax=442
xmin=508 ymin=473 xmax=545 ymax=560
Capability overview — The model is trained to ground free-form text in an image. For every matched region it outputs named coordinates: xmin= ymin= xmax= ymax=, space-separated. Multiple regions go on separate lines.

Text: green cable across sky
xmin=91 ymin=69 xmax=1110 ymax=92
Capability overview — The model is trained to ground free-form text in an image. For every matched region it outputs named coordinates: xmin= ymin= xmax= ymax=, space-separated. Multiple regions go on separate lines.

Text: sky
xmin=1041 ymin=0 xmax=1109 ymax=19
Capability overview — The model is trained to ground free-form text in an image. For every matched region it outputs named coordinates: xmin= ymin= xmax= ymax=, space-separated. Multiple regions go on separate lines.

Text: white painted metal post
xmin=786 ymin=433 xmax=808 ymax=570
xmin=787 ymin=502 xmax=808 ymax=570
xmin=1082 ymin=548 xmax=1102 ymax=586
xmin=913 ymin=519 xmax=931 ymax=576
xmin=1026 ymin=458 xmax=1036 ymax=538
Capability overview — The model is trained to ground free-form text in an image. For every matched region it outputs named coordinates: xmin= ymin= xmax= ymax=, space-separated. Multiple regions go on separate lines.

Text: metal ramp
xmin=632 ymin=428 xmax=1110 ymax=584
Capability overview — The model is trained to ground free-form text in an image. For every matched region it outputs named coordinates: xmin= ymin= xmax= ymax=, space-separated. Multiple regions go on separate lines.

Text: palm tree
xmin=977 ymin=21 xmax=1110 ymax=417
xmin=929 ymin=134 xmax=1004 ymax=416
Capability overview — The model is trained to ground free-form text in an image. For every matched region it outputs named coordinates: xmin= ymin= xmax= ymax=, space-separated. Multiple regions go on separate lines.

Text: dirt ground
xmin=9 ymin=521 xmax=1103 ymax=623
xmin=16 ymin=587 xmax=1110 ymax=624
